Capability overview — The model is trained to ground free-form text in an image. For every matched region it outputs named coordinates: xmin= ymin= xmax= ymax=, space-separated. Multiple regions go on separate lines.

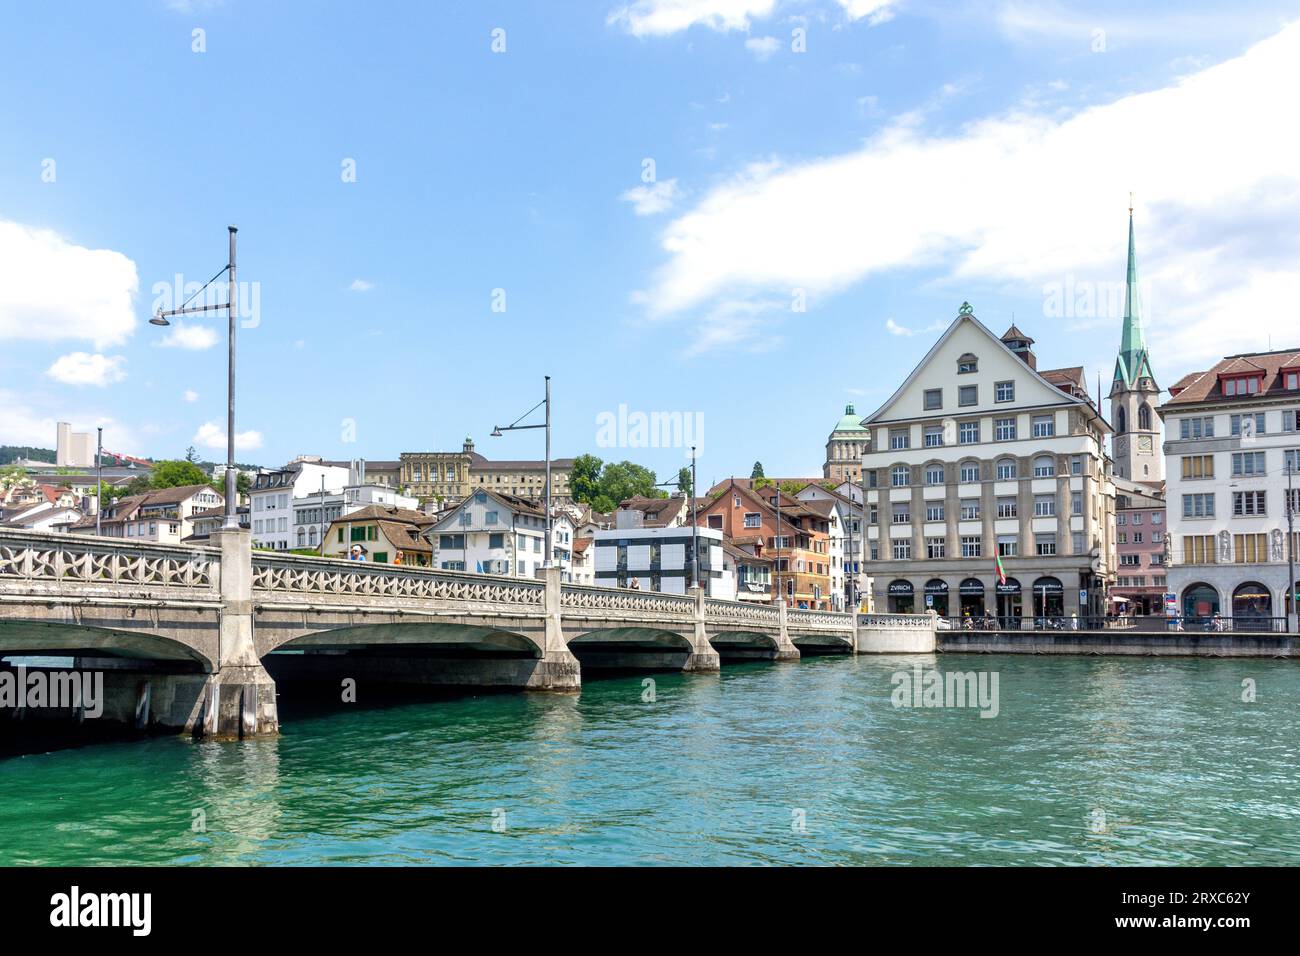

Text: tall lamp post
xmin=95 ymin=426 xmax=103 ymax=537
xmin=492 ymin=375 xmax=552 ymax=568
xmin=653 ymin=445 xmax=700 ymax=591
xmin=151 ymin=226 xmax=241 ymax=530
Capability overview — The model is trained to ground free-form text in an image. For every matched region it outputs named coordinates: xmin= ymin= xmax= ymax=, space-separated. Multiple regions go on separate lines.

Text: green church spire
xmin=1113 ymin=202 xmax=1154 ymax=387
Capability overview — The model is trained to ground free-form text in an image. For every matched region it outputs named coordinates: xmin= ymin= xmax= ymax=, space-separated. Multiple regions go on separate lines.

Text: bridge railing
xmin=705 ymin=598 xmax=781 ymax=627
xmin=0 ymin=528 xmax=219 ymax=592
xmin=251 ymin=552 xmax=546 ymax=607
xmin=560 ymin=581 xmax=696 ymax=618
xmin=786 ymin=607 xmax=855 ymax=631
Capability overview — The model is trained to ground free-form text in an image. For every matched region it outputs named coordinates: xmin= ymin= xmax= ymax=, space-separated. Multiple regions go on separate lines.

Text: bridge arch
xmin=0 ymin=618 xmax=215 ymax=672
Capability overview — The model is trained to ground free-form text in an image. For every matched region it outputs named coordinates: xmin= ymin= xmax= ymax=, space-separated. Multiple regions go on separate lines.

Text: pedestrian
xmin=628 ymin=576 xmax=640 ymax=590
xmin=350 ymin=545 xmax=366 ymax=562
xmin=394 ymin=550 xmax=404 ymax=566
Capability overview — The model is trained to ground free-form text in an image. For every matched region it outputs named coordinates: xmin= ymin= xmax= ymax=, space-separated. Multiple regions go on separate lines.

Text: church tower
xmin=1108 ymin=203 xmax=1162 ymax=481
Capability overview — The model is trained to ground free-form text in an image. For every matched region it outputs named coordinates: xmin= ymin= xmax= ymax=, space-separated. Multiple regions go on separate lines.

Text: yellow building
xmin=321 ymin=504 xmax=435 ymax=566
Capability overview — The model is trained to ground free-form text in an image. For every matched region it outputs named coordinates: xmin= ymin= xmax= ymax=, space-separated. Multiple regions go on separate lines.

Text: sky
xmin=3 ymin=0 xmax=1300 ymax=487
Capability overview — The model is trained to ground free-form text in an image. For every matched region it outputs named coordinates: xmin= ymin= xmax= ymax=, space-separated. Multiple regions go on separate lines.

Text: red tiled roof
xmin=1163 ymin=349 xmax=1300 ymax=405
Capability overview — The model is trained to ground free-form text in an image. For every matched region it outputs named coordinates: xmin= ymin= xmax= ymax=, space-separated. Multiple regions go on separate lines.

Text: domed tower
xmin=1109 ymin=204 xmax=1163 ymax=481
xmin=824 ymin=403 xmax=869 ymax=483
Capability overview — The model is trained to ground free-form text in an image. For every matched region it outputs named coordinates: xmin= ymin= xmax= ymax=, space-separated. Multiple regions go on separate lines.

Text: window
xmin=1070 ymin=456 xmax=1084 ymax=476
xmin=996 ymin=458 xmax=1017 ymax=481
xmin=959 ymin=462 xmax=979 ymax=483
xmin=926 ymin=537 xmax=946 ymax=559
xmin=1117 ymin=532 xmax=1127 ymax=544
xmin=1230 ymin=413 xmax=1265 ymax=437
xmin=890 ymin=429 xmax=910 ymax=450
xmin=959 ymin=385 xmax=978 ymax=406
xmin=925 ymin=503 xmax=945 ymax=522
xmin=892 ymin=540 xmax=912 ymax=560
xmin=1033 ymin=456 xmax=1055 ymax=478
xmin=440 ymin=533 xmax=465 ymax=549
xmin=1182 ymin=493 xmax=1215 ymax=518
xmin=1182 ymin=535 xmax=1215 ymax=564
xmin=924 ymin=425 xmax=945 ymax=448
xmin=957 ymin=354 xmax=978 ymax=374
xmin=1233 ymin=533 xmax=1268 ymax=563
xmin=1233 ymin=491 xmax=1266 ymax=516
xmin=1032 ymin=414 xmax=1055 ymax=438
xmin=1132 ymin=532 xmax=1143 ymax=544
xmin=892 ymin=503 xmax=911 ymax=524
xmin=1034 ymin=495 xmax=1055 ymax=517
xmin=1178 ymin=417 xmax=1214 ymax=439
xmin=1122 ymin=551 xmax=1144 ymax=564
xmin=707 ymin=514 xmax=723 ymax=530
xmin=891 ymin=466 xmax=909 ymax=487
xmin=1181 ymin=455 xmax=1214 ymax=480
xmin=960 ymin=499 xmax=980 ymax=520
xmin=486 ymin=511 xmax=499 ymax=524
xmin=1071 ymin=493 xmax=1083 ymax=516
xmin=1231 ymin=451 xmax=1266 ymax=477
xmin=960 ymin=536 xmax=982 ymax=558
xmin=997 ymin=536 xmax=1018 ymax=557
xmin=924 ymin=389 xmax=943 ymax=410
xmin=1035 ymin=533 xmax=1057 ymax=556
xmin=995 ymin=417 xmax=1017 ymax=441
xmin=1222 ymin=375 xmax=1262 ymax=396
xmin=743 ymin=512 xmax=761 ymax=528
xmin=1072 ymin=532 xmax=1086 ymax=554
xmin=925 ymin=464 xmax=945 ymax=485
xmin=1286 ymin=371 xmax=1300 ymax=390
xmin=958 ymin=421 xmax=980 ymax=444
xmin=489 ymin=532 xmax=505 ymax=548
xmin=995 ymin=381 xmax=1015 ymax=402
xmin=996 ymin=498 xmax=1017 ymax=519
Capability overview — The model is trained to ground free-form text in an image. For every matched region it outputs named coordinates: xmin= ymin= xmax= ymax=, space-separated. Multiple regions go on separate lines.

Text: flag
xmin=994 ymin=553 xmax=1007 ymax=586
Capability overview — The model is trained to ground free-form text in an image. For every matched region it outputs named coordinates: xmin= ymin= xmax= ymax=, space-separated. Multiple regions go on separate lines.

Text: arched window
xmin=1033 ymin=455 xmax=1055 ymax=478
xmin=959 ymin=460 xmax=980 ymax=484
xmin=1139 ymin=403 xmax=1152 ymax=430
xmin=1116 ymin=406 xmax=1127 ymax=434
xmin=957 ymin=353 xmax=979 ymax=374
xmin=1232 ymin=582 xmax=1272 ymax=628
xmin=996 ymin=458 xmax=1017 ymax=480
xmin=1181 ymin=583 xmax=1219 ymax=621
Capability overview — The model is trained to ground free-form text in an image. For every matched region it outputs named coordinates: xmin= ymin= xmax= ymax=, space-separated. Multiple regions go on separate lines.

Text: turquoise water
xmin=2 ymin=655 xmax=1297 ymax=865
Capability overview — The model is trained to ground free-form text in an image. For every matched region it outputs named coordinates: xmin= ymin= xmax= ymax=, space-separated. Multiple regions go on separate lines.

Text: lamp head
xmin=150 ymin=313 xmax=170 ymax=327
xmin=490 ymin=427 xmax=503 ymax=437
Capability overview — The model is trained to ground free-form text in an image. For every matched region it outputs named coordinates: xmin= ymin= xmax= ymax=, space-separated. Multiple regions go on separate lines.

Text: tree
xmin=149 ymin=459 xmax=211 ymax=489
xmin=751 ymin=461 xmax=765 ymax=480
xmin=570 ymin=453 xmax=604 ymax=505
xmin=778 ymin=480 xmax=807 ymax=496
xmin=753 ymin=476 xmax=773 ymax=490
xmin=102 ymin=476 xmax=151 ymax=504
xmin=676 ymin=467 xmax=692 ymax=497
xmin=236 ymin=472 xmax=253 ymax=496
xmin=598 ymin=460 xmax=664 ymax=505
xmin=184 ymin=446 xmax=199 ymax=463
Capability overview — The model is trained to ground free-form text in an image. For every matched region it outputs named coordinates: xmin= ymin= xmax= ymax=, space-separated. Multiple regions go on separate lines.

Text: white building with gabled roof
xmin=859 ymin=303 xmax=1116 ymax=624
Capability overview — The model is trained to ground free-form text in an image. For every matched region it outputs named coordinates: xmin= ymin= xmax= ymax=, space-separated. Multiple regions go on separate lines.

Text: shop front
xmin=887 ymin=579 xmax=915 ymax=613
xmin=958 ymin=577 xmax=986 ymax=620
xmin=1032 ymin=576 xmax=1064 ymax=624
xmin=923 ymin=578 xmax=949 ymax=617
xmin=996 ymin=578 xmax=1022 ymax=628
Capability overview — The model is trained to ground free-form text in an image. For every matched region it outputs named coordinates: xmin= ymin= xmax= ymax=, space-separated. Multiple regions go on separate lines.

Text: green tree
xmin=570 ymin=453 xmax=603 ymax=505
xmin=184 ymin=445 xmax=199 ymax=463
xmin=751 ymin=461 xmax=765 ymax=480
xmin=102 ymin=476 xmax=151 ymax=504
xmin=236 ymin=472 xmax=253 ymax=496
xmin=598 ymin=460 xmax=664 ymax=505
xmin=149 ymin=459 xmax=211 ymax=489
xmin=676 ymin=467 xmax=692 ymax=497
xmin=752 ymin=476 xmax=773 ymax=490
xmin=778 ymin=480 xmax=807 ymax=496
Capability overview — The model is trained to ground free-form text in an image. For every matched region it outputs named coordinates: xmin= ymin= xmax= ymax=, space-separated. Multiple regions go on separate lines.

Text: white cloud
xmin=183 ymin=389 xmax=199 ymax=403
xmin=621 ymin=178 xmax=680 ymax=215
xmin=0 ymin=220 xmax=138 ymax=349
xmin=608 ymin=0 xmax=777 ymax=36
xmin=349 ymin=278 xmax=374 ymax=292
xmin=835 ymin=0 xmax=898 ymax=25
xmin=193 ymin=421 xmax=263 ymax=452
xmin=745 ymin=35 xmax=781 ymax=59
xmin=637 ymin=22 xmax=1300 ymax=365
xmin=45 ymin=352 xmax=127 ymax=387
xmin=885 ymin=318 xmax=946 ymax=337
xmin=0 ymin=389 xmax=140 ymax=452
xmin=158 ymin=321 xmax=218 ymax=350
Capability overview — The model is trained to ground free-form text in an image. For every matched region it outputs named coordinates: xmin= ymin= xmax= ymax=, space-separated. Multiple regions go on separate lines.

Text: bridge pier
xmin=682 ymin=587 xmax=721 ymax=672
xmin=772 ymin=602 xmax=801 ymax=662
xmin=208 ymin=529 xmax=279 ymax=736
xmin=527 ymin=566 xmax=581 ymax=691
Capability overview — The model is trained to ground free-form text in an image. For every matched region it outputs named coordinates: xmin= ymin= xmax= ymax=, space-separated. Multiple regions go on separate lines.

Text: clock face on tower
xmin=1137 ymin=436 xmax=1153 ymax=453
xmin=1115 ymin=436 xmax=1128 ymax=456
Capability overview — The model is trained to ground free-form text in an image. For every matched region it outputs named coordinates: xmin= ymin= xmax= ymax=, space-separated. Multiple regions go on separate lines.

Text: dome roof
xmin=832 ymin=403 xmax=867 ymax=433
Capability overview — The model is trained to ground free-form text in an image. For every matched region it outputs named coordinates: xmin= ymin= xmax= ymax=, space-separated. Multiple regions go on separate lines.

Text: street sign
xmin=925 ymin=594 xmax=934 ymax=607
xmin=1079 ymin=588 xmax=1087 ymax=604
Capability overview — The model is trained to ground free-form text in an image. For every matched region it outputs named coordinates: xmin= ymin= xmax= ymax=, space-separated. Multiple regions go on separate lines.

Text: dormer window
xmin=1220 ymin=373 xmax=1263 ymax=397
xmin=1283 ymin=369 xmax=1300 ymax=391
xmin=957 ymin=353 xmax=978 ymax=374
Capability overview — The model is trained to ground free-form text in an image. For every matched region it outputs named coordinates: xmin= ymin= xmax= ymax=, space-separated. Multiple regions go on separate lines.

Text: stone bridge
xmin=0 ymin=529 xmax=854 ymax=738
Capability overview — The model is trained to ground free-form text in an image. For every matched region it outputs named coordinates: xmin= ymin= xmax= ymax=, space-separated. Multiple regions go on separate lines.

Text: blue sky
xmin=3 ymin=0 xmax=1299 ymax=485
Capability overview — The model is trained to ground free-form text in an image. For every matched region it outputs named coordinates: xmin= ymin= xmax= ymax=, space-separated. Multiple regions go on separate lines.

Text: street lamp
xmin=151 ymin=226 xmax=241 ymax=530
xmin=1287 ymin=455 xmax=1296 ymax=634
xmin=492 ymin=375 xmax=552 ymax=568
xmin=652 ymin=445 xmax=699 ymax=591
